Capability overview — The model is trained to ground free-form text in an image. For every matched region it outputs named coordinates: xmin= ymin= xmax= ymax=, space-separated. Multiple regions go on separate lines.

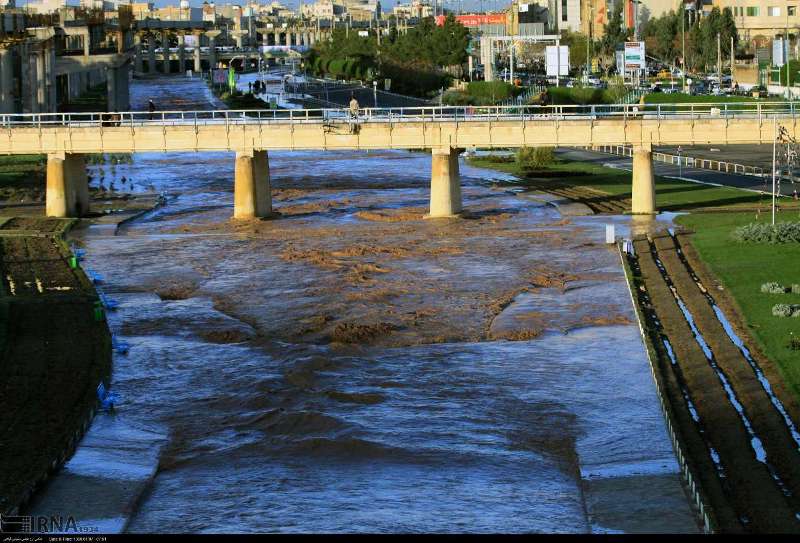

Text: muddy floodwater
xmin=68 ymin=76 xmax=698 ymax=533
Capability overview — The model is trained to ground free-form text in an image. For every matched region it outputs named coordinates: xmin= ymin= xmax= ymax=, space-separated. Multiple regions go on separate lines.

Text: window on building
xmin=789 ymin=6 xmax=797 ymax=16
xmin=768 ymin=6 xmax=781 ymax=16
xmin=734 ymin=6 xmax=744 ymax=16
xmin=561 ymin=0 xmax=567 ymax=22
xmin=746 ymin=6 xmax=760 ymax=16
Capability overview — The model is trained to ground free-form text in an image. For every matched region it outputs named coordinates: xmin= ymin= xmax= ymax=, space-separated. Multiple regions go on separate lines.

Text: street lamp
xmin=682 ymin=2 xmax=696 ymax=93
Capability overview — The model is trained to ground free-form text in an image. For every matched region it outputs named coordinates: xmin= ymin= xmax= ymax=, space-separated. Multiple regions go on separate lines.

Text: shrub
xmin=604 ymin=76 xmax=629 ymax=103
xmin=465 ymin=80 xmax=521 ymax=104
xmin=773 ymin=304 xmax=795 ymax=317
xmin=516 ymin=147 xmax=556 ymax=174
xmin=788 ymin=335 xmax=800 ymax=350
xmin=442 ymin=90 xmax=475 ymax=106
xmin=732 ymin=222 xmax=800 ymax=244
xmin=571 ymin=84 xmax=600 ymax=105
xmin=761 ymin=282 xmax=787 ymax=294
xmin=792 ymin=284 xmax=800 ymax=294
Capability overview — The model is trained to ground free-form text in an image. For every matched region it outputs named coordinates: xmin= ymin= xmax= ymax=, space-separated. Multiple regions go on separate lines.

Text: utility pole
xmin=731 ymin=35 xmax=735 ymax=85
xmin=717 ymin=32 xmax=721 ymax=92
xmin=510 ymin=39 xmax=514 ymax=84
xmin=681 ymin=3 xmax=686 ymax=92
xmin=773 ymin=116 xmax=778 ymax=225
xmin=786 ymin=15 xmax=791 ymax=100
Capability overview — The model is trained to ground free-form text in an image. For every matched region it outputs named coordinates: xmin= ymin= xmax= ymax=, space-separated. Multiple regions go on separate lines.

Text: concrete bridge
xmin=1 ymin=102 xmax=797 ymax=220
xmin=132 ymin=27 xmax=328 ymax=75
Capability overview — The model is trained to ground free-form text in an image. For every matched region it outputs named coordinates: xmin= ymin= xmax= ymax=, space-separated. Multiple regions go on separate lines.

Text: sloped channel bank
xmin=0 ymin=217 xmax=112 ymax=515
xmin=621 ymin=231 xmax=800 ymax=533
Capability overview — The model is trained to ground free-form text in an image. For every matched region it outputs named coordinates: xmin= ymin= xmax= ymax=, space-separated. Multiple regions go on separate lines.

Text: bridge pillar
xmin=177 ymin=33 xmax=186 ymax=74
xmin=106 ymin=66 xmax=117 ymax=110
xmin=208 ymin=36 xmax=217 ymax=70
xmin=254 ymin=150 xmax=273 ymax=216
xmin=162 ymin=31 xmax=171 ymax=74
xmin=46 ymin=153 xmax=88 ymax=218
xmin=193 ymin=32 xmax=202 ymax=73
xmin=428 ymin=148 xmax=462 ymax=218
xmin=631 ymin=144 xmax=656 ymax=214
xmin=234 ymin=151 xmax=272 ymax=219
xmin=106 ymin=64 xmax=130 ymax=112
xmin=0 ymin=48 xmax=14 ymax=114
xmin=147 ymin=34 xmax=156 ymax=74
xmin=134 ymin=34 xmax=143 ymax=74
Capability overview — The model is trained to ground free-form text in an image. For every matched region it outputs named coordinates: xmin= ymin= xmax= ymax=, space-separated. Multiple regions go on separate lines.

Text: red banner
xmin=435 ymin=13 xmax=506 ymax=27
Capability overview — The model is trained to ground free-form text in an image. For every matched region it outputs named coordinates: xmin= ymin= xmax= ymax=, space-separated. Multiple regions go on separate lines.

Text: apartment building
xmin=713 ymin=0 xmax=799 ymax=40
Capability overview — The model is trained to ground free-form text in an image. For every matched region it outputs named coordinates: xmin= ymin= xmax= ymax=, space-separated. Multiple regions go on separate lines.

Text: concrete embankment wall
xmin=0 ymin=217 xmax=112 ymax=515
xmin=617 ymin=242 xmax=715 ymax=533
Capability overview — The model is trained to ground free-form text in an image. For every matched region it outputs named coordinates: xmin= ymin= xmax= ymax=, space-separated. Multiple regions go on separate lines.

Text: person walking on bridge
xmin=348 ymin=94 xmax=360 ymax=134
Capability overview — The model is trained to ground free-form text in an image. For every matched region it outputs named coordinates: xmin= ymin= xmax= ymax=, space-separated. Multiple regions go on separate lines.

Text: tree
xmin=642 ymin=11 xmax=679 ymax=64
xmin=559 ymin=29 xmax=588 ymax=72
xmin=599 ymin=7 xmax=628 ymax=58
xmin=598 ymin=7 xmax=628 ymax=74
xmin=432 ymin=14 xmax=470 ymax=67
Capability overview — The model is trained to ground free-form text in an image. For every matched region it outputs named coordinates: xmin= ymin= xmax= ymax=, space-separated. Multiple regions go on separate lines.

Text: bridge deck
xmin=1 ymin=103 xmax=797 ymax=154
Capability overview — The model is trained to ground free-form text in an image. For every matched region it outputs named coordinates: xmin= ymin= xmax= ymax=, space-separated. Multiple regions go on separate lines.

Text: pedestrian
xmin=148 ymin=99 xmax=156 ymax=120
xmin=248 ymin=81 xmax=253 ymax=94
xmin=348 ymin=94 xmax=360 ymax=134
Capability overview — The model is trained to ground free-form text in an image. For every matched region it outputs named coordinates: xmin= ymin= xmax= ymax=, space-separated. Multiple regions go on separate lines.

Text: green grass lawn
xmin=643 ymin=93 xmax=765 ymax=104
xmin=467 ymin=154 xmax=797 ymax=212
xmin=676 ymin=212 xmax=800 ymax=398
xmin=0 ymin=155 xmax=45 ymax=200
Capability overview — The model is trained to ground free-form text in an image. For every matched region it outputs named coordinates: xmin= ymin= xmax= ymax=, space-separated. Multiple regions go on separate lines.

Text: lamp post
xmin=682 ymin=2 xmax=691 ymax=93
xmin=786 ymin=14 xmax=791 ymax=100
xmin=682 ymin=2 xmax=698 ymax=92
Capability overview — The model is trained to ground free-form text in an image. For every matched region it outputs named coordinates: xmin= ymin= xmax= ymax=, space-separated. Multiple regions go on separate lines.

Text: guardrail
xmin=592 ymin=144 xmax=766 ymax=178
xmin=0 ymin=102 xmax=797 ymax=128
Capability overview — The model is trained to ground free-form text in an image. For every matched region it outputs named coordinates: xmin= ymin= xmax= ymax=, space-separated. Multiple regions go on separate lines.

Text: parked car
xmin=751 ymin=85 xmax=768 ymax=98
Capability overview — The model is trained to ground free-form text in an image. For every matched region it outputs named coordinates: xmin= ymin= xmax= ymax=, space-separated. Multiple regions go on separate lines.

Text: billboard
xmin=624 ymin=41 xmax=646 ymax=70
xmin=773 ymin=37 xmax=788 ymax=67
xmin=435 ymin=14 xmax=506 ymax=27
xmin=546 ymin=45 xmax=569 ymax=76
xmin=212 ymin=69 xmax=227 ymax=85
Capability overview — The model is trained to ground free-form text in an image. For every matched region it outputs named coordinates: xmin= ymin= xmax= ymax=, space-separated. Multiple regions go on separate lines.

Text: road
xmin=559 ymin=147 xmax=799 ymax=198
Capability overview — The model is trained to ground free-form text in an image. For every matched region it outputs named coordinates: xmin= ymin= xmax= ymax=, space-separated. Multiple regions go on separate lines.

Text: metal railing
xmin=0 ymin=102 xmax=797 ymax=128
xmin=592 ymin=144 xmax=766 ymax=178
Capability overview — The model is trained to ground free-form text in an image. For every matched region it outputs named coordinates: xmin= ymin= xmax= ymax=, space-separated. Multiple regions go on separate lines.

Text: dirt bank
xmin=0 ymin=217 xmax=112 ymax=515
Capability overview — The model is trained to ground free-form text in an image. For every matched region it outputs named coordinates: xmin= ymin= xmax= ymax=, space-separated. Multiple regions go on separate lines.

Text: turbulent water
xmin=69 ymin=76 xmax=697 ymax=533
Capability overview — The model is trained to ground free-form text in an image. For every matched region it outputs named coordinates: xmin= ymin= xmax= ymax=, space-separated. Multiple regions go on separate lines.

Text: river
xmin=68 ymin=75 xmax=697 ymax=533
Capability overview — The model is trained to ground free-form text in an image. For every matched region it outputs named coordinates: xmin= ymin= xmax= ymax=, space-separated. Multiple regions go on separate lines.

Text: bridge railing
xmin=0 ymin=102 xmax=796 ymax=128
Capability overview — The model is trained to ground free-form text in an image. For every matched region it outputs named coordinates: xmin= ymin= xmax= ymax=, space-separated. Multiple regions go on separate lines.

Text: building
xmin=25 ymin=0 xmax=66 ymax=14
xmin=301 ymin=0 xmax=344 ymax=19
xmin=546 ymin=0 xmax=582 ymax=32
xmin=152 ymin=1 xmax=204 ymax=22
xmin=129 ymin=2 xmax=155 ymax=20
xmin=392 ymin=1 xmax=433 ymax=20
xmin=712 ymin=0 xmax=800 ymax=43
